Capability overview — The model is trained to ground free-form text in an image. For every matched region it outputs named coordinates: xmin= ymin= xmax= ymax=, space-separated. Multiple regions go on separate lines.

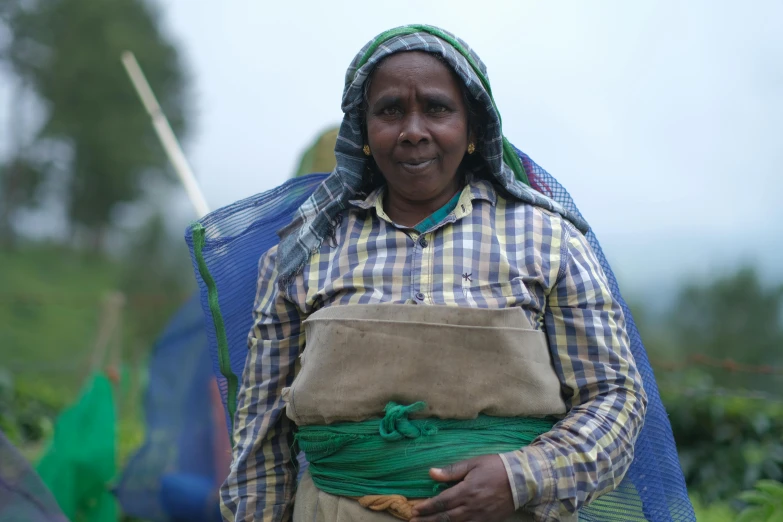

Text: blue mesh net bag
xmin=115 ymin=295 xmax=228 ymax=522
xmin=185 ymin=157 xmax=695 ymax=520
xmin=0 ymin=429 xmax=69 ymax=522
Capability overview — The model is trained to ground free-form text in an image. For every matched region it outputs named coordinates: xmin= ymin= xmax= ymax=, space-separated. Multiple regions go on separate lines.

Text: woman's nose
xmin=399 ymin=113 xmax=429 ymax=145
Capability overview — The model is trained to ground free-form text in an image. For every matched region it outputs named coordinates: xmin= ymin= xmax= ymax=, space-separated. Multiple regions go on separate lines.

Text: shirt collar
xmin=348 ymin=186 xmax=384 ymax=211
xmin=348 ymin=178 xmax=498 ymax=214
xmin=467 ymin=178 xmax=498 ymax=206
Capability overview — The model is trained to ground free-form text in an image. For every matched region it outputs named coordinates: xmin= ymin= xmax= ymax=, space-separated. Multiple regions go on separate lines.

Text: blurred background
xmin=0 ymin=1 xmax=781 ymax=521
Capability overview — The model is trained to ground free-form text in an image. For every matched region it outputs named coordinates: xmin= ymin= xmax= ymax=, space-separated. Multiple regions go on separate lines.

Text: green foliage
xmin=663 ymin=384 xmax=783 ymax=503
xmin=0 ymin=244 xmax=121 ymax=397
xmin=668 ymin=268 xmax=783 ymax=392
xmin=736 ymin=480 xmax=783 ymax=522
xmin=118 ymin=212 xmax=195 ymax=346
xmin=0 ymin=158 xmax=46 ymax=248
xmin=0 ymin=369 xmax=63 ymax=450
xmin=1 ymin=0 xmax=190 ymax=249
xmin=116 ymin=414 xmax=145 ymax=466
xmin=0 ymin=244 xmax=189 ymax=468
xmin=0 ymin=366 xmax=147 ymax=468
xmin=691 ymin=495 xmax=737 ymax=522
xmin=636 ymin=267 xmax=783 ymax=502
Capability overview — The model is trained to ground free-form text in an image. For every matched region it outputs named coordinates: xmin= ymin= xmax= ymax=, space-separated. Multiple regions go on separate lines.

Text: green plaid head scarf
xmin=277 ymin=25 xmax=587 ymax=285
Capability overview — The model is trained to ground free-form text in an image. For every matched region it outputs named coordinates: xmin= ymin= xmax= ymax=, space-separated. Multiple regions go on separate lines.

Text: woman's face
xmin=365 ymin=52 xmax=471 ymax=205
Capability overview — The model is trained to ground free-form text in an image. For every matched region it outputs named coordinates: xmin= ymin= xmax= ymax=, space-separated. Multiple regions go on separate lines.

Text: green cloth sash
xmin=295 ymin=401 xmax=555 ymax=498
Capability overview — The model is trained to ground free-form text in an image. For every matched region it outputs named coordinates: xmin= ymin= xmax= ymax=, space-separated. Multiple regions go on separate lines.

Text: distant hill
xmin=601 ymin=229 xmax=783 ymax=314
xmin=0 ymin=245 xmax=187 ymax=400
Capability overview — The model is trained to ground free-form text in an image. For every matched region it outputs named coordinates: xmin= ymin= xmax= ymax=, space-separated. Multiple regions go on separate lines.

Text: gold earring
xmin=467 ymin=142 xmax=475 ymax=155
xmin=363 ymin=144 xmax=371 ymax=156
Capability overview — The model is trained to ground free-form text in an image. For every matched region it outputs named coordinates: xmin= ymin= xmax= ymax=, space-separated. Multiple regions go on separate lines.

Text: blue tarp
xmin=115 ymin=295 xmax=226 ymax=522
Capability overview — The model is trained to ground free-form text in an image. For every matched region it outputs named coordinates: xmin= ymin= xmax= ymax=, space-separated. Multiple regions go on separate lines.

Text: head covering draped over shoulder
xmin=276 ymin=24 xmax=588 ymax=284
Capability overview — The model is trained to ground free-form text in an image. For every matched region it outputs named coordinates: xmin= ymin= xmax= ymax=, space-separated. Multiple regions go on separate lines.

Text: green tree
xmin=0 ymin=156 xmax=45 ymax=249
xmin=0 ymin=28 xmax=47 ymax=250
xmin=118 ymin=211 xmax=194 ymax=351
xmin=669 ymin=267 xmax=783 ymax=391
xmin=1 ymin=0 xmax=189 ymax=250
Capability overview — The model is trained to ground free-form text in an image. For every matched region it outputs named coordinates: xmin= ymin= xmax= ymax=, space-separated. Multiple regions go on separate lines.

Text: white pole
xmin=121 ymin=51 xmax=210 ymax=217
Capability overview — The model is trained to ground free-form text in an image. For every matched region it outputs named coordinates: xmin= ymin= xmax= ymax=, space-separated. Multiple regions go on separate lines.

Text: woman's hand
xmin=410 ymin=455 xmax=516 ymax=522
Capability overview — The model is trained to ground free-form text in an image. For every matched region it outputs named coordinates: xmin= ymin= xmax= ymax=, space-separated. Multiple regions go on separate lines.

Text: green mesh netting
xmin=36 ymin=372 xmax=117 ymax=522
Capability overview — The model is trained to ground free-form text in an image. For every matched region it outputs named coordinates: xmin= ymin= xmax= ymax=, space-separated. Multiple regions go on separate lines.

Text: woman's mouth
xmin=399 ymin=158 xmax=435 ymax=173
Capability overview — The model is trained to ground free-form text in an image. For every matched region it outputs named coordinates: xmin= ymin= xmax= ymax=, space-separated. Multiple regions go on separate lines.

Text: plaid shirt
xmin=221 ymin=179 xmax=647 ymax=522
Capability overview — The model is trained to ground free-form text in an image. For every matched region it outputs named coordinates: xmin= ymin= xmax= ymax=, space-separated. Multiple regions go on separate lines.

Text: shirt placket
xmin=408 ymin=231 xmax=426 ymax=304
xmin=367 ymin=185 xmax=468 ymax=306
xmin=409 ymin=215 xmax=455 ymax=304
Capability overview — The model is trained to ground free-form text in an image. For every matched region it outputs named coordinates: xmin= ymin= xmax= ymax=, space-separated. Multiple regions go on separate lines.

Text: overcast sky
xmin=3 ymin=0 xmax=782 ymax=296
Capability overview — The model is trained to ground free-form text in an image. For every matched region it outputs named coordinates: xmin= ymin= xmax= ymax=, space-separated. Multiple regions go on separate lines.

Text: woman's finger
xmin=411 ymin=482 xmax=468 ymax=517
xmin=410 ymin=505 xmax=468 ymax=522
xmin=429 ymin=460 xmax=473 ymax=483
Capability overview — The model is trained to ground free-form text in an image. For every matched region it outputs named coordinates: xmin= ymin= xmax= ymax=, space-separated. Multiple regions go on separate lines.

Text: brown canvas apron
xmin=284 ymin=304 xmax=577 ymax=522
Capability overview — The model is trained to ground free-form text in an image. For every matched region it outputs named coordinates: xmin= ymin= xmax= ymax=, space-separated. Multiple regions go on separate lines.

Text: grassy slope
xmin=0 ymin=244 xmax=187 ymax=467
xmin=0 ymin=244 xmax=123 ymax=400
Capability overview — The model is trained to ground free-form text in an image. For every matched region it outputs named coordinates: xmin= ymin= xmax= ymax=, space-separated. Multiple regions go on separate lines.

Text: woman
xmin=221 ymin=25 xmax=647 ymax=522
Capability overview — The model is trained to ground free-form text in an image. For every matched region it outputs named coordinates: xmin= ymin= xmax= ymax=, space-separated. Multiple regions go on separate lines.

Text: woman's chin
xmin=387 ymin=174 xmax=459 ymax=202
xmin=397 ymin=188 xmax=455 ymax=205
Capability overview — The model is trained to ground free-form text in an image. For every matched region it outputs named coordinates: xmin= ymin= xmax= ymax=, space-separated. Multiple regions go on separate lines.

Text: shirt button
xmin=415 ymin=292 xmax=425 ymax=301
xmin=419 ymin=236 xmax=428 ymax=247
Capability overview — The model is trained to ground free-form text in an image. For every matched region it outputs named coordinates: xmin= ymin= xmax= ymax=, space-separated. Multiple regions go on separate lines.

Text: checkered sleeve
xmin=499 ymin=221 xmax=648 ymax=521
xmin=220 ymin=246 xmax=305 ymax=522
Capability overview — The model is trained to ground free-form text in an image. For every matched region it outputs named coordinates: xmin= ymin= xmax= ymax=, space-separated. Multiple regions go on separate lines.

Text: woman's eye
xmin=428 ymin=105 xmax=448 ymax=113
xmin=381 ymin=107 xmax=401 ymax=116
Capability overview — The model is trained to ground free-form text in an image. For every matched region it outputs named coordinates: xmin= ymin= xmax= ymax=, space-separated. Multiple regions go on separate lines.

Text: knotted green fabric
xmin=295 ymin=402 xmax=556 ymax=498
